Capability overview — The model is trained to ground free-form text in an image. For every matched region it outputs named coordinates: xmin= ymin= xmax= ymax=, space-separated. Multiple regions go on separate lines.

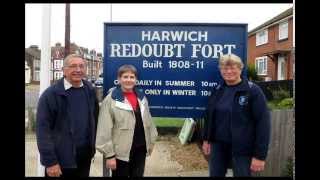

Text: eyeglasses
xmin=66 ymin=64 xmax=86 ymax=70
xmin=220 ymin=66 xmax=239 ymax=71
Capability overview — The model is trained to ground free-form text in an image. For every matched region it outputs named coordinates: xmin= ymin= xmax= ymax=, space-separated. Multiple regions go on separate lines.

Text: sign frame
xmin=103 ymin=23 xmax=248 ymax=118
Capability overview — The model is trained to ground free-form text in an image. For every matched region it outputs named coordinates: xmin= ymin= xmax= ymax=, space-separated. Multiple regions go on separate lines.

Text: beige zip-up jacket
xmin=95 ymin=87 xmax=158 ymax=162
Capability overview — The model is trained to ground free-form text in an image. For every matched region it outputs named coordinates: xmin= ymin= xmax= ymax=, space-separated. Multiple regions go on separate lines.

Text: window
xmin=93 ymin=62 xmax=96 ymax=72
xmin=59 ymin=72 xmax=63 ymax=79
xmin=255 ymin=56 xmax=268 ymax=75
xmin=54 ymin=60 xmax=58 ymax=70
xmin=60 ymin=60 xmax=63 ymax=69
xmin=279 ymin=21 xmax=288 ymax=40
xmin=54 ymin=59 xmax=63 ymax=70
xmin=256 ymin=29 xmax=268 ymax=46
xmin=54 ymin=71 xmax=63 ymax=80
xmin=33 ymin=59 xmax=40 ymax=71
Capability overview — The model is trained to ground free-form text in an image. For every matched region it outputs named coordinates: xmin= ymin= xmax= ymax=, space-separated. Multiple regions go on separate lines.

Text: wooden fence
xmin=194 ymin=109 xmax=294 ymax=177
xmin=258 ymin=109 xmax=294 ymax=177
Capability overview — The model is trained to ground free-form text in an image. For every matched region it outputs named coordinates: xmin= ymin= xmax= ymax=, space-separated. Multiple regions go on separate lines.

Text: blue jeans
xmin=209 ymin=142 xmax=252 ymax=177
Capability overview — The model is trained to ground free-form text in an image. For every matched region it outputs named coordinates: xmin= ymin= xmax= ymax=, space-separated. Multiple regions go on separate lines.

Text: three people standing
xmin=36 ymin=53 xmax=269 ymax=177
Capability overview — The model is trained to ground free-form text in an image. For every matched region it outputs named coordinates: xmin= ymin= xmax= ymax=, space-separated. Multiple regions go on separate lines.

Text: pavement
xmin=25 ymin=133 xmax=216 ymax=177
xmin=25 ymin=86 xmax=39 ymax=108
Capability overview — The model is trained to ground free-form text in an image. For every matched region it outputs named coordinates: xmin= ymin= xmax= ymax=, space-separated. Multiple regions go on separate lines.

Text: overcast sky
xmin=25 ymin=3 xmax=293 ymax=55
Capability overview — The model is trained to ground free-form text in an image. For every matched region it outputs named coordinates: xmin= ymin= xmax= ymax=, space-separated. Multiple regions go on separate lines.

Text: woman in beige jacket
xmin=96 ymin=64 xmax=158 ymax=177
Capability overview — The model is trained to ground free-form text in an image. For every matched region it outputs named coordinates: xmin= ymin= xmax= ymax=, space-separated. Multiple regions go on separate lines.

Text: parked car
xmin=87 ymin=78 xmax=95 ymax=84
xmin=95 ymin=77 xmax=103 ymax=87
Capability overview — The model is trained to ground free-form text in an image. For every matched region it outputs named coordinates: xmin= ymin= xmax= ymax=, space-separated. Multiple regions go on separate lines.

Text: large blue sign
xmin=103 ymin=23 xmax=247 ymax=118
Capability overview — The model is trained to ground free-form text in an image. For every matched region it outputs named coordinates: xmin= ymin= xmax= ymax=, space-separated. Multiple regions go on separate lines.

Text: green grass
xmin=153 ymin=117 xmax=185 ymax=127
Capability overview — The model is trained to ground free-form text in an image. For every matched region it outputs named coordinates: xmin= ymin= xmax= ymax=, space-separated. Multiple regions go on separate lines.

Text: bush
xmin=272 ymin=88 xmax=290 ymax=101
xmin=277 ymin=98 xmax=294 ymax=109
xmin=247 ymin=64 xmax=261 ymax=81
xmin=282 ymin=156 xmax=293 ymax=177
xmin=255 ymin=80 xmax=293 ymax=101
xmin=267 ymin=100 xmax=278 ymax=110
xmin=268 ymin=98 xmax=294 ymax=109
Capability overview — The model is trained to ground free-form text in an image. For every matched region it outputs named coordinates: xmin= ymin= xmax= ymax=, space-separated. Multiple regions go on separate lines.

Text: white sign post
xmin=37 ymin=4 xmax=51 ymax=177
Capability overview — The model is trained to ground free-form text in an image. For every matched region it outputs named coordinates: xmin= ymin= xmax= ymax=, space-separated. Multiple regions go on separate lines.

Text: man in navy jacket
xmin=36 ymin=54 xmax=99 ymax=177
xmin=202 ymin=54 xmax=271 ymax=177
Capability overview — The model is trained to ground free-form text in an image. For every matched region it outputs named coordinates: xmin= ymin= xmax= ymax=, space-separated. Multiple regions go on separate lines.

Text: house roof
xmin=248 ymin=7 xmax=293 ymax=36
xmin=51 ymin=46 xmax=65 ymax=59
xmin=25 ymin=46 xmax=41 ymax=59
xmin=25 ymin=43 xmax=102 ymax=60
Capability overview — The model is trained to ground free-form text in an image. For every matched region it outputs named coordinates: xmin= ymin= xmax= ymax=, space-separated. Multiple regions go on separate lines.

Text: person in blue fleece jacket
xmin=202 ymin=53 xmax=271 ymax=177
xmin=36 ymin=54 xmax=99 ymax=177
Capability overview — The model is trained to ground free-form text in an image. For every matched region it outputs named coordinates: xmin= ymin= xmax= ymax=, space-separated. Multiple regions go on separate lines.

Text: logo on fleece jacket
xmin=238 ymin=95 xmax=249 ymax=106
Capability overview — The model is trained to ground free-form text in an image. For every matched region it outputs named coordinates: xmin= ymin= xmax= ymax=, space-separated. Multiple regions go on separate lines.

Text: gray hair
xmin=219 ymin=53 xmax=244 ymax=70
xmin=63 ymin=54 xmax=85 ymax=67
xmin=117 ymin=64 xmax=138 ymax=78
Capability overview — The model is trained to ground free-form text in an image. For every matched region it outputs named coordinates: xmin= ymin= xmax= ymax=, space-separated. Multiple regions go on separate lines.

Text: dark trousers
xmin=209 ymin=142 xmax=252 ymax=177
xmin=45 ymin=146 xmax=92 ymax=177
xmin=111 ymin=146 xmax=146 ymax=177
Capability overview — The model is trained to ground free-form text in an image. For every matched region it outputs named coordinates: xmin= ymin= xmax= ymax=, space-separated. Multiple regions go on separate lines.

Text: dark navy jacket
xmin=36 ymin=78 xmax=99 ymax=168
xmin=203 ymin=79 xmax=271 ymax=160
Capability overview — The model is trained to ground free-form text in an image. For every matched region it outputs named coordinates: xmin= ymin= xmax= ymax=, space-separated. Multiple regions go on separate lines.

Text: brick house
xmin=25 ymin=45 xmax=41 ymax=84
xmin=72 ymin=45 xmax=103 ymax=81
xmin=247 ymin=7 xmax=293 ymax=81
xmin=25 ymin=43 xmax=103 ymax=84
xmin=87 ymin=49 xmax=103 ymax=81
xmin=51 ymin=43 xmax=65 ymax=82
